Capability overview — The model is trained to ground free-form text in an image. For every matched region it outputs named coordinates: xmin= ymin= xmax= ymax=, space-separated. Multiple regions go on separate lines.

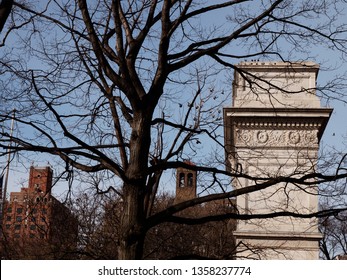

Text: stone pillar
xmin=224 ymin=61 xmax=332 ymax=259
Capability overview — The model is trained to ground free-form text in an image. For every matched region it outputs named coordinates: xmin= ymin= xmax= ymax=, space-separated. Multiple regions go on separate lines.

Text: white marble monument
xmin=224 ymin=61 xmax=332 ymax=259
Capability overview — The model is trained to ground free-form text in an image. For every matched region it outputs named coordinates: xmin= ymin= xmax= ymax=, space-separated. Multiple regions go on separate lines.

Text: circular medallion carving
xmin=257 ymin=131 xmax=269 ymax=143
xmin=288 ymin=131 xmax=300 ymax=144
xmin=304 ymin=131 xmax=316 ymax=144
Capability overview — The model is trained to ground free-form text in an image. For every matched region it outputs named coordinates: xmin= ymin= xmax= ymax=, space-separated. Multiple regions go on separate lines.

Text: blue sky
xmin=1 ymin=1 xmax=346 ymax=200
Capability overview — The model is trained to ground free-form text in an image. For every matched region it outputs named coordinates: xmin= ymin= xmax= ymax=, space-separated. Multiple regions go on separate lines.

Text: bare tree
xmin=69 ymin=190 xmax=117 ymax=259
xmin=1 ymin=1 xmax=347 ymax=259
xmin=71 ymin=191 xmax=236 ymax=260
xmin=319 ymin=213 xmax=347 ymax=259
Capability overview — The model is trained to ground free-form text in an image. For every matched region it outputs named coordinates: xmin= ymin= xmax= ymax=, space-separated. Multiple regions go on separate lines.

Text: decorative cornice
xmin=224 ymin=107 xmax=332 ymax=142
xmin=234 ymin=121 xmax=321 ymax=129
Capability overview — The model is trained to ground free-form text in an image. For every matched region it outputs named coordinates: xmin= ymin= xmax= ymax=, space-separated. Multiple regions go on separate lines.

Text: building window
xmin=7 ymin=207 xmax=12 ymax=213
xmin=5 ymin=224 xmax=11 ymax=229
xmin=187 ymin=173 xmax=194 ymax=187
xmin=14 ymin=224 xmax=21 ymax=231
xmin=179 ymin=173 xmax=185 ymax=187
xmin=14 ymin=234 xmax=20 ymax=239
xmin=17 ymin=208 xmax=23 ymax=214
xmin=31 ymin=217 xmax=36 ymax=222
xmin=34 ymin=183 xmax=41 ymax=192
xmin=29 ymin=233 xmax=35 ymax=239
xmin=16 ymin=216 xmax=22 ymax=222
xmin=6 ymin=216 xmax=11 ymax=221
xmin=30 ymin=225 xmax=36 ymax=230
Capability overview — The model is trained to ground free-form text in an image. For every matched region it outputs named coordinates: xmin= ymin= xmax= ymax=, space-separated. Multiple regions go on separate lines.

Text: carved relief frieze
xmin=236 ymin=128 xmax=318 ymax=147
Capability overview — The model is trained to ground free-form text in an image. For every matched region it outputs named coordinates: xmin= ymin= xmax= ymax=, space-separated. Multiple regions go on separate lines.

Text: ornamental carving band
xmin=236 ymin=129 xmax=318 ymax=147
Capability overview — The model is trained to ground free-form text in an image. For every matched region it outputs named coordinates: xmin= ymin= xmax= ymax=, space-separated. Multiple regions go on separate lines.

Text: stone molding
xmin=234 ymin=120 xmax=322 ymax=129
xmin=235 ymin=128 xmax=318 ymax=147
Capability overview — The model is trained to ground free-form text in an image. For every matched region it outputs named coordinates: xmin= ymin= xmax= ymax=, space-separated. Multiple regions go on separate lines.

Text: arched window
xmin=179 ymin=173 xmax=185 ymax=187
xmin=187 ymin=173 xmax=194 ymax=187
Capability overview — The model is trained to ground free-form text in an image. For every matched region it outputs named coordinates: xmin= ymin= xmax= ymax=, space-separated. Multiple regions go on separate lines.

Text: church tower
xmin=175 ymin=161 xmax=197 ymax=203
xmin=224 ymin=61 xmax=332 ymax=259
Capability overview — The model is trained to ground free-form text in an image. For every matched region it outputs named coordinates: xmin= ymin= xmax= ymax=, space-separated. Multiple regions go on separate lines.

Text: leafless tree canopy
xmin=320 ymin=212 xmax=347 ymax=259
xmin=1 ymin=1 xmax=347 ymax=259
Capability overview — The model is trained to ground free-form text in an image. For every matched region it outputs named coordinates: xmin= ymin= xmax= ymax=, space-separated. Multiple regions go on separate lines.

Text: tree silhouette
xmin=1 ymin=1 xmax=347 ymax=259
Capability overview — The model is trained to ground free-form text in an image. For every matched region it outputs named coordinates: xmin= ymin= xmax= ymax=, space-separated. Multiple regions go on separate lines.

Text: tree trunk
xmin=117 ymin=112 xmax=151 ymax=259
xmin=118 ymin=183 xmax=146 ymax=259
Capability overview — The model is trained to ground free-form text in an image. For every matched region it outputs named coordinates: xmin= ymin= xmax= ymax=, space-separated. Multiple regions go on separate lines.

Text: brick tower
xmin=28 ymin=166 xmax=53 ymax=195
xmin=175 ymin=161 xmax=197 ymax=203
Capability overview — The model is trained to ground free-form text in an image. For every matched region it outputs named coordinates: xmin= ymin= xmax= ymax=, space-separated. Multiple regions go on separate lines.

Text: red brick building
xmin=1 ymin=166 xmax=77 ymax=259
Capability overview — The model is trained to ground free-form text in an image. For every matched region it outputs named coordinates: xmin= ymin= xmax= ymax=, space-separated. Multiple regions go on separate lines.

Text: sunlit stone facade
xmin=224 ymin=61 xmax=332 ymax=259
